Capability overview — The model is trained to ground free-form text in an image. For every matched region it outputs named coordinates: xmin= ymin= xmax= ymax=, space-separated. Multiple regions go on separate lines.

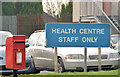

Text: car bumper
xmin=64 ymin=58 xmax=120 ymax=70
xmin=0 ymin=63 xmax=32 ymax=75
xmin=0 ymin=66 xmax=31 ymax=75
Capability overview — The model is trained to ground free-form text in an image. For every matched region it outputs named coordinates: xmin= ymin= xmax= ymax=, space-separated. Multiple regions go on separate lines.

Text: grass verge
xmin=1 ymin=68 xmax=120 ymax=77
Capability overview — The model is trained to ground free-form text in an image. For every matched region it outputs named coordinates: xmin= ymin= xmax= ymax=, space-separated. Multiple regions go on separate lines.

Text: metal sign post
xmin=54 ymin=47 xmax=58 ymax=72
xmin=84 ymin=47 xmax=87 ymax=72
xmin=98 ymin=47 xmax=101 ymax=71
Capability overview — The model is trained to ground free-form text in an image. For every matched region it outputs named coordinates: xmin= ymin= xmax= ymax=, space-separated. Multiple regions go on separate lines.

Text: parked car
xmin=0 ymin=31 xmax=32 ymax=75
xmin=111 ymin=34 xmax=120 ymax=48
xmin=115 ymin=40 xmax=120 ymax=54
xmin=28 ymin=30 xmax=120 ymax=73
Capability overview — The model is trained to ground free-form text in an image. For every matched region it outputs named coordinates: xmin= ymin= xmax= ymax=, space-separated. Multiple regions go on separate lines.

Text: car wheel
xmin=31 ymin=57 xmax=40 ymax=74
xmin=58 ymin=57 xmax=65 ymax=73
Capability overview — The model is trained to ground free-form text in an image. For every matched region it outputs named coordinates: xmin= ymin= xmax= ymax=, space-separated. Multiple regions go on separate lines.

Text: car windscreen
xmin=111 ymin=36 xmax=120 ymax=44
xmin=0 ymin=33 xmax=12 ymax=46
xmin=36 ymin=34 xmax=45 ymax=46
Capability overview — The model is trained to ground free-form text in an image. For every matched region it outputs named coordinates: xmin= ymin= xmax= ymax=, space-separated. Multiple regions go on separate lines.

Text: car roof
xmin=32 ymin=30 xmax=45 ymax=36
xmin=0 ymin=31 xmax=12 ymax=34
xmin=0 ymin=31 xmax=13 ymax=36
xmin=34 ymin=30 xmax=45 ymax=33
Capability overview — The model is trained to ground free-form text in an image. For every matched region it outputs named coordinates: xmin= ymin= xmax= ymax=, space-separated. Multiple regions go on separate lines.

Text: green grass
xmin=31 ymin=69 xmax=120 ymax=75
xmin=1 ymin=68 xmax=120 ymax=77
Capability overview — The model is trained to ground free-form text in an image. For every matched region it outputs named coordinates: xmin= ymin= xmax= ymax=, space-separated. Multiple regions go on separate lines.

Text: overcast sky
xmin=42 ymin=0 xmax=69 ymax=15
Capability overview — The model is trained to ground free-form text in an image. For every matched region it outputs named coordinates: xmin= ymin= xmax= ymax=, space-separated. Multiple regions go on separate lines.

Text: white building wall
xmin=73 ymin=0 xmax=103 ymax=22
xmin=73 ymin=2 xmax=80 ymax=22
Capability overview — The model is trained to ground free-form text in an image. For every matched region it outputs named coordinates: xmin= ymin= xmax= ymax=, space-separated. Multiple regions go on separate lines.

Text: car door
xmin=36 ymin=33 xmax=54 ymax=69
xmin=28 ymin=33 xmax=44 ymax=68
xmin=42 ymin=47 xmax=54 ymax=69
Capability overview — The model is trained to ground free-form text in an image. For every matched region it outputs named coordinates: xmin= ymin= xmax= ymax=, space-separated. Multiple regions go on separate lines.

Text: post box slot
xmin=14 ymin=42 xmax=25 ymax=43
xmin=13 ymin=49 xmax=24 ymax=50
xmin=14 ymin=40 xmax=25 ymax=43
xmin=14 ymin=41 xmax=25 ymax=43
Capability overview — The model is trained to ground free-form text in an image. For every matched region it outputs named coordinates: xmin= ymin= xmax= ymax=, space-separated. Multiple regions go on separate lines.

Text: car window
xmin=111 ymin=36 xmax=120 ymax=44
xmin=115 ymin=41 xmax=120 ymax=51
xmin=29 ymin=38 xmax=35 ymax=46
xmin=0 ymin=33 xmax=12 ymax=46
xmin=36 ymin=33 xmax=45 ymax=46
xmin=29 ymin=33 xmax=40 ymax=46
xmin=36 ymin=40 xmax=44 ymax=46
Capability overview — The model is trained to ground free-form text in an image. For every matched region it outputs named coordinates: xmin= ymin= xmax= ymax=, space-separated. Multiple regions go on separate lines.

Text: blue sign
xmin=46 ymin=23 xmax=110 ymax=47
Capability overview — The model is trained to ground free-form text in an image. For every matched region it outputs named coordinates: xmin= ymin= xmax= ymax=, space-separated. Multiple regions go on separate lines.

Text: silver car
xmin=115 ymin=40 xmax=120 ymax=53
xmin=0 ymin=31 xmax=32 ymax=75
xmin=28 ymin=30 xmax=120 ymax=73
xmin=111 ymin=34 xmax=120 ymax=48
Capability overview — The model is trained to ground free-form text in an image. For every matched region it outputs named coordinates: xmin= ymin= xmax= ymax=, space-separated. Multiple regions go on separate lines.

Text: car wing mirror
xmin=26 ymin=44 xmax=29 ymax=48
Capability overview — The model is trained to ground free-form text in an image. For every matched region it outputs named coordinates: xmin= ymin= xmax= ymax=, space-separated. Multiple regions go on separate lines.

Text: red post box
xmin=6 ymin=35 xmax=26 ymax=70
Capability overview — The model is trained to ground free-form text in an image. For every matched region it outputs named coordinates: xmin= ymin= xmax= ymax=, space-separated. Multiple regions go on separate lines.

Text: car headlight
xmin=109 ymin=53 xmax=120 ymax=59
xmin=65 ymin=54 xmax=84 ymax=60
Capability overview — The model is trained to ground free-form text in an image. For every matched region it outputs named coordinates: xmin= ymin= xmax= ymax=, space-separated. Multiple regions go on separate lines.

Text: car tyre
xmin=31 ymin=57 xmax=40 ymax=74
xmin=58 ymin=57 xmax=65 ymax=73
